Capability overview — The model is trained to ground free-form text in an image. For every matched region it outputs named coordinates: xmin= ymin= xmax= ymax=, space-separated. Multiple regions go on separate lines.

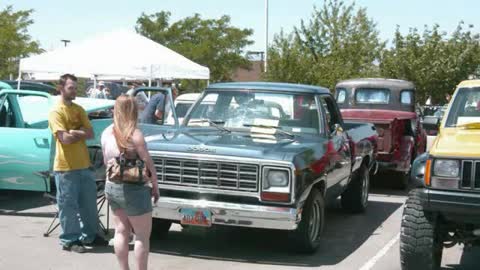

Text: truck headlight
xmin=264 ymin=169 xmax=289 ymax=188
xmin=433 ymin=159 xmax=460 ymax=178
xmin=261 ymin=167 xmax=291 ymax=203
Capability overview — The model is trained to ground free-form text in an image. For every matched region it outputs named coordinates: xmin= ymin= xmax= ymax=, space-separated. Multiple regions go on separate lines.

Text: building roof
xmin=207 ymin=82 xmax=330 ymax=94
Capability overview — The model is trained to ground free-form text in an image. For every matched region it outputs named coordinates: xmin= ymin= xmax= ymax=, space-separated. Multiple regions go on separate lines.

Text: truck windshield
xmin=445 ymin=87 xmax=480 ymax=127
xmin=355 ymin=88 xmax=390 ymax=104
xmin=185 ymin=90 xmax=321 ymax=135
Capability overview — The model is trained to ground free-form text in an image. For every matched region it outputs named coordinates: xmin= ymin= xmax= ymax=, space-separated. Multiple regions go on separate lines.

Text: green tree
xmin=0 ymin=6 xmax=42 ymax=79
xmin=380 ymin=22 xmax=480 ymax=104
xmin=265 ymin=0 xmax=384 ymax=90
xmin=135 ymin=11 xmax=253 ymax=89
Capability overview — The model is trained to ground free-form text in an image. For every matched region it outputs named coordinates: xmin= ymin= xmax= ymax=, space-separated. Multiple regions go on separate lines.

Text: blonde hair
xmin=113 ymin=95 xmax=138 ymax=149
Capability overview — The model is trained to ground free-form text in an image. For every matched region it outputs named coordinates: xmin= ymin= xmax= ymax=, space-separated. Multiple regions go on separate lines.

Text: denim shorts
xmin=105 ymin=181 xmax=152 ymax=216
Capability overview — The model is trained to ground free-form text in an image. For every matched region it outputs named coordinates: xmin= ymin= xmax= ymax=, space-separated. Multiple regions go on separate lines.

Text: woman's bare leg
xmin=128 ymin=212 xmax=152 ymax=270
xmin=112 ymin=209 xmax=132 ymax=270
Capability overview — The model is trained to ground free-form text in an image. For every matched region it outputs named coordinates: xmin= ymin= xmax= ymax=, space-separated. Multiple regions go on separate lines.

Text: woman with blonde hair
xmin=102 ymin=95 xmax=159 ymax=270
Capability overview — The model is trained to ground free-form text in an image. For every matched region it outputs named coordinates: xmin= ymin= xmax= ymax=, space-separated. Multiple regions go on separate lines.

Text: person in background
xmin=102 ymin=95 xmax=159 ymax=270
xmin=48 ymin=74 xmax=108 ymax=253
xmin=445 ymin=93 xmax=452 ymax=104
xmin=87 ymin=81 xmax=107 ymax=99
xmin=104 ymin=87 xmax=112 ymax=99
xmin=139 ymin=92 xmax=166 ymax=124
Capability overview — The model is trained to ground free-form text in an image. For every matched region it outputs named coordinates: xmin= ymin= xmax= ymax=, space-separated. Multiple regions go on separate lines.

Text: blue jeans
xmin=55 ymin=168 xmax=98 ymax=245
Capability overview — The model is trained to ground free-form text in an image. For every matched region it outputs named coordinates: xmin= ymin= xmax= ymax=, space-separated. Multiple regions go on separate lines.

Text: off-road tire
xmin=400 ymin=189 xmax=443 ymax=270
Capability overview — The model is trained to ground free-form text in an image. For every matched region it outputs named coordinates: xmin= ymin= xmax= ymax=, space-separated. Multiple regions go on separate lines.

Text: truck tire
xmin=152 ymin=218 xmax=172 ymax=239
xmin=400 ymin=189 xmax=443 ymax=270
xmin=341 ymin=164 xmax=369 ymax=213
xmin=290 ymin=188 xmax=325 ymax=253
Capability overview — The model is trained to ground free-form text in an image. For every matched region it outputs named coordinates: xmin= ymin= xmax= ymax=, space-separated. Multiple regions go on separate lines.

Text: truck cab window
xmin=320 ymin=96 xmax=341 ymax=134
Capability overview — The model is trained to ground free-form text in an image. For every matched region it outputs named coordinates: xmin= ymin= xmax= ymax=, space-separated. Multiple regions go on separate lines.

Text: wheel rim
xmin=308 ymin=199 xmax=321 ymax=242
xmin=361 ymin=169 xmax=369 ymax=207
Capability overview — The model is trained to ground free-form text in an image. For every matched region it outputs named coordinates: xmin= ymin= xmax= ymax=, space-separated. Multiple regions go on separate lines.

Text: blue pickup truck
xmin=142 ymin=82 xmax=378 ymax=253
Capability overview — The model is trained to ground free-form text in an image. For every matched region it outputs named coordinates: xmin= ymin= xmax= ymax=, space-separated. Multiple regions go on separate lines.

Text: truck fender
xmin=298 ymin=175 xmax=327 ymax=207
xmin=400 ymin=135 xmax=415 ymax=160
xmin=410 ymin=152 xmax=429 ymax=188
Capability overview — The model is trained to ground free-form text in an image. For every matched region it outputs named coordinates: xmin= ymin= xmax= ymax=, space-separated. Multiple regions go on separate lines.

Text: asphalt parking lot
xmin=1 ymin=182 xmax=479 ymax=270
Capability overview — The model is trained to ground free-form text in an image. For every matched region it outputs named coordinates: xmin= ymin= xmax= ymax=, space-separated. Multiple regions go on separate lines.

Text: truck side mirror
xmin=331 ymin=123 xmax=343 ymax=137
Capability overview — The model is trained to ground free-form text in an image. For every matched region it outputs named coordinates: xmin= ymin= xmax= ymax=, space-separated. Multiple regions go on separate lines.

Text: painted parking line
xmin=359 ymin=233 xmax=400 ymax=270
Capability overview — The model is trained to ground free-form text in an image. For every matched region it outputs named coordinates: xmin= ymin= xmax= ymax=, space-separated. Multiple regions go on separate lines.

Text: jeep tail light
xmin=424 ymin=159 xmax=432 ymax=186
xmin=261 ymin=192 xmax=290 ymax=202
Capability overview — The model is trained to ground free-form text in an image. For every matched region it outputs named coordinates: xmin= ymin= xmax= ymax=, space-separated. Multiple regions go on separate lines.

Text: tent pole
xmin=149 ymin=64 xmax=153 ymax=87
xmin=17 ymin=64 xmax=22 ymax=90
xmin=93 ymin=75 xmax=98 ymax=97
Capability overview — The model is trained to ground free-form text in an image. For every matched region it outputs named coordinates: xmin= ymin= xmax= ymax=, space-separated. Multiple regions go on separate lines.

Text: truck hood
xmin=430 ymin=128 xmax=480 ymax=158
xmin=142 ymin=127 xmax=328 ymax=163
xmin=341 ymin=109 xmax=416 ymax=124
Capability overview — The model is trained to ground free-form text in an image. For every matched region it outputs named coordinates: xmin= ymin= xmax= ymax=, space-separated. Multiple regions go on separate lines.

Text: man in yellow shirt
xmin=49 ymin=74 xmax=107 ymax=253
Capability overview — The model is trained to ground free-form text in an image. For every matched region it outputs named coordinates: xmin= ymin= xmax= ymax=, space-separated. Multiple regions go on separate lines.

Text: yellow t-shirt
xmin=48 ymin=101 xmax=92 ymax=171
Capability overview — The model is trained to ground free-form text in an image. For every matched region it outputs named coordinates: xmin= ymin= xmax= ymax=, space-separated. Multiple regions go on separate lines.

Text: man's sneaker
xmin=84 ymin=235 xmax=109 ymax=247
xmin=62 ymin=241 xmax=87 ymax=253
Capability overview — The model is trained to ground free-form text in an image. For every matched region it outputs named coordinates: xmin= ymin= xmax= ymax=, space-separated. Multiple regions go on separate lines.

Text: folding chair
xmin=41 ymin=173 xmax=110 ymax=237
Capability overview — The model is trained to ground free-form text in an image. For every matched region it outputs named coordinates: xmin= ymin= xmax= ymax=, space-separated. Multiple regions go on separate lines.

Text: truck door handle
xmin=34 ymin=137 xmax=49 ymax=148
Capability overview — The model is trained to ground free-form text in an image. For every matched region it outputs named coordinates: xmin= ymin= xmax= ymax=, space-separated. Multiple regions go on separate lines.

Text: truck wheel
xmin=341 ymin=164 xmax=369 ymax=213
xmin=152 ymin=218 xmax=172 ymax=239
xmin=290 ymin=188 xmax=325 ymax=253
xmin=400 ymin=189 xmax=443 ymax=270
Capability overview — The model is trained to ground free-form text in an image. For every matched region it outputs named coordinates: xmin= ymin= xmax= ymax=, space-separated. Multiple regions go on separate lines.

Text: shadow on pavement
xmin=149 ymin=199 xmax=403 ymax=267
xmin=0 ymin=190 xmax=54 ymax=216
xmin=371 ymin=172 xmax=410 ymax=196
xmin=443 ymin=246 xmax=480 ymax=270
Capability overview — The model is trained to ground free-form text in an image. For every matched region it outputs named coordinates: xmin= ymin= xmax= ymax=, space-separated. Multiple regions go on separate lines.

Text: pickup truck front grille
xmin=460 ymin=161 xmax=480 ymax=190
xmin=152 ymin=156 xmax=259 ymax=192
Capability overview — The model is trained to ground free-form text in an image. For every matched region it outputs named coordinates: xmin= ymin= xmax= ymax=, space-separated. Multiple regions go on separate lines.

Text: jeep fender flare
xmin=410 ymin=152 xmax=429 ymax=188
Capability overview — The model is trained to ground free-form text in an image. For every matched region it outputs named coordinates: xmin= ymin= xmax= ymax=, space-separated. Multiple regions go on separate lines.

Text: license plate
xmin=180 ymin=208 xmax=212 ymax=227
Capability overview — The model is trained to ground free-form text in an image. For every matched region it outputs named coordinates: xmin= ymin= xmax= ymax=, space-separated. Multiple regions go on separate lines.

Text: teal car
xmin=0 ymin=89 xmax=114 ymax=192
xmin=0 ymin=87 xmax=178 ymax=192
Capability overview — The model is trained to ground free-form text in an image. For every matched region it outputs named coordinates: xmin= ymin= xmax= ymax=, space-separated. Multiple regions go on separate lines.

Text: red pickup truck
xmin=335 ymin=78 xmax=427 ymax=188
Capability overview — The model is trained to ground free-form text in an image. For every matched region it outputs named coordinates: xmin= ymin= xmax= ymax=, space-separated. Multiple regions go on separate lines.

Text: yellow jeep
xmin=400 ymin=80 xmax=480 ymax=270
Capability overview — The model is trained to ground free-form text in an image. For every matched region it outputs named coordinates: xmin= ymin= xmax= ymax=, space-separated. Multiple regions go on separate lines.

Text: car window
xmin=445 ymin=87 xmax=480 ymax=127
xmin=0 ymin=95 xmax=16 ymax=128
xmin=336 ymin=88 xmax=347 ymax=104
xmin=401 ymin=90 xmax=414 ymax=105
xmin=175 ymin=102 xmax=192 ymax=118
xmin=186 ymin=91 xmax=320 ymax=134
xmin=17 ymin=95 xmax=50 ymax=128
xmin=355 ymin=88 xmax=390 ymax=104
xmin=320 ymin=96 xmax=340 ymax=134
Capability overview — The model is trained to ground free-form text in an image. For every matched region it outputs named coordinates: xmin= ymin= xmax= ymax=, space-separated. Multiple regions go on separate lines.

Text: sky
xmin=3 ymin=0 xmax=480 ymax=52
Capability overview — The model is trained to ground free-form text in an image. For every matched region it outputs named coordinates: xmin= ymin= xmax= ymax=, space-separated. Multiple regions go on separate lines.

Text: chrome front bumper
xmin=152 ymin=196 xmax=300 ymax=230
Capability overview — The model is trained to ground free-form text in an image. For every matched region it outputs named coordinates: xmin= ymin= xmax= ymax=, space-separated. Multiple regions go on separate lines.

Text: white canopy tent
xmin=19 ymin=29 xmax=210 ymax=87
